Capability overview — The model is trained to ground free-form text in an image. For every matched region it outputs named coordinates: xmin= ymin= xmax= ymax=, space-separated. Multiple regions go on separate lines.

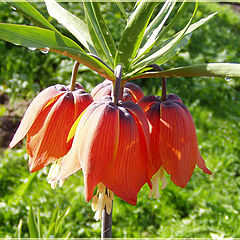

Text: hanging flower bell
xmin=138 ymin=93 xmax=212 ymax=190
xmin=9 ymin=83 xmax=93 ymax=172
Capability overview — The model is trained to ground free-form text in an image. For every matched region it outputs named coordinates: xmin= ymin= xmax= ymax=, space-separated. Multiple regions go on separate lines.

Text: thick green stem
xmin=113 ymin=64 xmax=123 ymax=105
xmin=70 ymin=61 xmax=80 ymax=91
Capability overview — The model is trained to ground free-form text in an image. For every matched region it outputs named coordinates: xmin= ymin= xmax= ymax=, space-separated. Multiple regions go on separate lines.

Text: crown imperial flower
xmin=138 ymin=93 xmax=212 ymax=189
xmin=9 ymin=83 xmax=93 ymax=172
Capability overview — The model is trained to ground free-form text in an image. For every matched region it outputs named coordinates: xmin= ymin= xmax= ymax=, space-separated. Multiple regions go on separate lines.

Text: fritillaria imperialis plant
xmin=1 ymin=0 xmax=240 ymax=237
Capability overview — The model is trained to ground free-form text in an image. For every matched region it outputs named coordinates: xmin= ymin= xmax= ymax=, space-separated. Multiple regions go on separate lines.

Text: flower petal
xmin=105 ymin=107 xmax=151 ymax=205
xmin=124 ymin=82 xmax=144 ymax=102
xmin=9 ymin=85 xmax=65 ymax=148
xmin=28 ymin=92 xmax=75 ymax=172
xmin=138 ymin=95 xmax=160 ymax=112
xmin=159 ymin=101 xmax=197 ymax=187
xmin=76 ymin=102 xmax=120 ymax=202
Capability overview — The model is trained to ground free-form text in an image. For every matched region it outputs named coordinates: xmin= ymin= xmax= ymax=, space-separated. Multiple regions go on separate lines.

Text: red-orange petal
xmin=105 ymin=106 xmax=151 ymax=205
xmin=159 ymin=101 xmax=198 ymax=187
xmin=75 ymin=102 xmax=120 ymax=202
xmin=28 ymin=92 xmax=75 ymax=172
xmin=124 ymin=82 xmax=144 ymax=102
xmin=138 ymin=95 xmax=160 ymax=112
xmin=9 ymin=85 xmax=65 ymax=148
xmin=146 ymin=102 xmax=163 ymax=175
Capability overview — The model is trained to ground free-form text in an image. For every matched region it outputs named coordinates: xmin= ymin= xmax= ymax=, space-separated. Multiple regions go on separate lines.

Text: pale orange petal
xmin=9 ymin=86 xmax=64 ymax=148
xmin=28 ymin=92 xmax=75 ymax=172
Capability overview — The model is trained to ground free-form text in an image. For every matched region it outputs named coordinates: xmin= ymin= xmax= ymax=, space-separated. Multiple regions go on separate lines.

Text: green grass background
xmin=0 ymin=2 xmax=240 ymax=238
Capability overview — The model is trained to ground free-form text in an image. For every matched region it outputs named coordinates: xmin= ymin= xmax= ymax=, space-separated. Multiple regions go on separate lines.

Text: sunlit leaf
xmin=7 ymin=0 xmax=59 ymax=33
xmin=128 ymin=63 xmax=240 ymax=80
xmin=115 ymin=1 xmax=158 ymax=72
xmin=131 ymin=2 xmax=198 ymax=70
xmin=83 ymin=2 xmax=116 ymax=67
xmin=45 ymin=0 xmax=95 ymax=52
xmin=28 ymin=206 xmax=39 ymax=238
xmin=114 ymin=1 xmax=128 ymax=19
xmin=0 ymin=24 xmax=114 ymax=80
xmin=137 ymin=0 xmax=177 ymax=59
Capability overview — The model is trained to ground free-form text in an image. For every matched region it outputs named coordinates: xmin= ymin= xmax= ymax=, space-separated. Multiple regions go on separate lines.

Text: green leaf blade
xmin=0 ymin=24 xmax=114 ymax=80
xmin=115 ymin=2 xmax=158 ymax=72
xmin=83 ymin=2 xmax=116 ymax=67
xmin=129 ymin=63 xmax=240 ymax=80
xmin=28 ymin=206 xmax=39 ymax=238
xmin=45 ymin=0 xmax=95 ymax=52
xmin=8 ymin=0 xmax=59 ymax=33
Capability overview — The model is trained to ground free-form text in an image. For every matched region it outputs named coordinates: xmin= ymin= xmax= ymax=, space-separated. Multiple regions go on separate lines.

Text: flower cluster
xmin=10 ymin=77 xmax=211 ymax=220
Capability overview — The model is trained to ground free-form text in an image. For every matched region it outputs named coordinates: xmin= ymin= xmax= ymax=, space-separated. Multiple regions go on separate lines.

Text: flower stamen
xmin=91 ymin=183 xmax=114 ymax=221
xmin=149 ymin=166 xmax=167 ymax=199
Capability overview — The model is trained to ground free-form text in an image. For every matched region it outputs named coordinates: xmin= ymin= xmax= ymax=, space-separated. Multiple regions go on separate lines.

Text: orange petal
xmin=146 ymin=102 xmax=163 ymax=174
xmin=75 ymin=102 xmax=120 ymax=202
xmin=91 ymin=80 xmax=112 ymax=99
xmin=138 ymin=95 xmax=160 ymax=112
xmin=124 ymin=82 xmax=144 ymax=102
xmin=72 ymin=89 xmax=93 ymax=119
xmin=159 ymin=101 xmax=197 ymax=187
xmin=105 ymin=107 xmax=151 ymax=205
xmin=28 ymin=92 xmax=75 ymax=172
xmin=9 ymin=85 xmax=65 ymax=148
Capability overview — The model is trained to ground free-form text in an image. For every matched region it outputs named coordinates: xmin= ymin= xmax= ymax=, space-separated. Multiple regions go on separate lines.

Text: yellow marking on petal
xmin=43 ymin=93 xmax=63 ymax=110
xmin=67 ymin=108 xmax=87 ymax=142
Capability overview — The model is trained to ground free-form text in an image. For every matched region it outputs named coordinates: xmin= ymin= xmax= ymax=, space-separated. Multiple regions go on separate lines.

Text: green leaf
xmin=154 ymin=1 xmax=191 ymax=47
xmin=14 ymin=219 xmax=23 ymax=239
xmin=115 ymin=1 xmax=158 ymax=72
xmin=46 ymin=207 xmax=59 ymax=238
xmin=28 ymin=206 xmax=39 ymax=238
xmin=37 ymin=208 xmax=42 ymax=238
xmin=55 ymin=207 xmax=70 ymax=235
xmin=8 ymin=172 xmax=37 ymax=205
xmin=137 ymin=0 xmax=177 ymax=59
xmin=128 ymin=63 xmax=240 ymax=80
xmin=45 ymin=0 xmax=95 ymax=52
xmin=131 ymin=2 xmax=198 ymax=71
xmin=7 ymin=0 xmax=59 ymax=33
xmin=114 ymin=1 xmax=128 ymax=19
xmin=0 ymin=24 xmax=114 ymax=80
xmin=83 ymin=2 xmax=116 ymax=67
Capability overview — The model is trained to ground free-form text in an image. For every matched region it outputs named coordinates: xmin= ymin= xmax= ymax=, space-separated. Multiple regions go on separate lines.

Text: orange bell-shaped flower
xmin=91 ymin=79 xmax=144 ymax=103
xmin=138 ymin=94 xmax=212 ymax=188
xmin=57 ymin=96 xmax=152 ymax=205
xmin=9 ymin=83 xmax=93 ymax=172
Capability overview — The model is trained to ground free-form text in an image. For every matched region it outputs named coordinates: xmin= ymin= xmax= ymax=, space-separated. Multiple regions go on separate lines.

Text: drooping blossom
xmin=91 ymin=79 xmax=144 ymax=103
xmin=138 ymin=93 xmax=212 ymax=195
xmin=9 ymin=83 xmax=93 ymax=172
xmin=55 ymin=96 xmax=152 ymax=209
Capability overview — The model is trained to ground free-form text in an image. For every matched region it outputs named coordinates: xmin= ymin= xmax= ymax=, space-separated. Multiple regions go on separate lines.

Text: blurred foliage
xmin=0 ymin=1 xmax=240 ymax=238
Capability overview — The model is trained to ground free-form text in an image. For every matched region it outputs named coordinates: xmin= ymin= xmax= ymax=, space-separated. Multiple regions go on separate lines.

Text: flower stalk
xmin=101 ymin=203 xmax=113 ymax=238
xmin=70 ymin=61 xmax=80 ymax=91
xmin=113 ymin=64 xmax=123 ymax=105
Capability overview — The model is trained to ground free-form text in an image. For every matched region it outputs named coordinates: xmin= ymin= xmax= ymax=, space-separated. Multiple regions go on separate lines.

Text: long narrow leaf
xmin=37 ymin=208 xmax=42 ymax=238
xmin=28 ymin=206 xmax=39 ymax=238
xmin=131 ymin=2 xmax=198 ymax=71
xmin=45 ymin=0 xmax=95 ymax=52
xmin=14 ymin=219 xmax=23 ymax=239
xmin=0 ymin=24 xmax=114 ymax=80
xmin=128 ymin=63 xmax=240 ymax=80
xmin=137 ymin=0 xmax=176 ymax=58
xmin=155 ymin=1 xmax=191 ymax=47
xmin=83 ymin=2 xmax=116 ymax=67
xmin=114 ymin=1 xmax=128 ymax=19
xmin=7 ymin=0 xmax=59 ymax=33
xmin=115 ymin=1 xmax=158 ymax=72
